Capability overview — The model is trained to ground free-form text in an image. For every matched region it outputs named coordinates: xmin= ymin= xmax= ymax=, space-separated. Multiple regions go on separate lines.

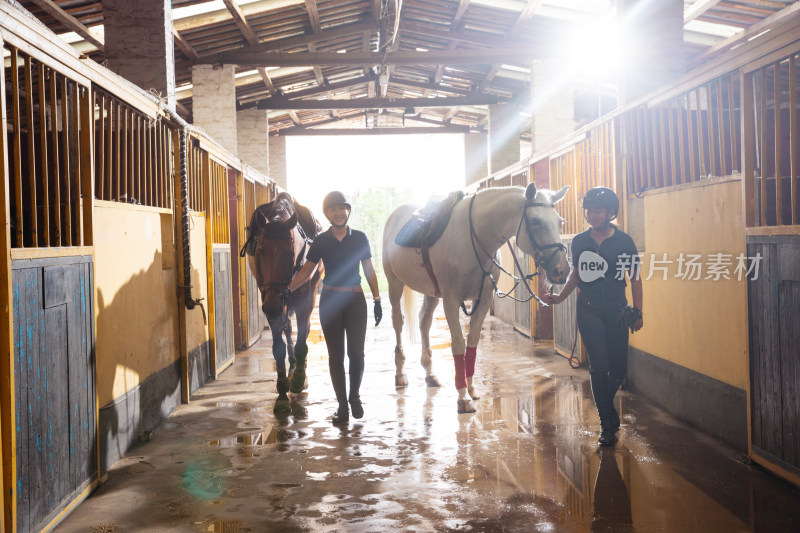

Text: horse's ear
xmin=552 ymin=185 xmax=570 ymax=204
xmin=525 ymin=183 xmax=537 ymax=201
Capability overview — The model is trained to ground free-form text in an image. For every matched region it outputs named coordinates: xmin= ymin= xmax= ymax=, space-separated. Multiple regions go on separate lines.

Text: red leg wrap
xmin=465 ymin=346 xmax=477 ymax=378
xmin=453 ymin=354 xmax=467 ymax=389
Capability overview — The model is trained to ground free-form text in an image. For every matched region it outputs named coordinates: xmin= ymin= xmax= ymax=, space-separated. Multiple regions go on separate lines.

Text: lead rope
xmin=567 ymin=312 xmax=581 ymax=368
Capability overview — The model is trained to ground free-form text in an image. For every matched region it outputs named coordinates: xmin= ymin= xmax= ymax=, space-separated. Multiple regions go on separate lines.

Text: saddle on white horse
xmin=394 ymin=190 xmax=465 ymax=249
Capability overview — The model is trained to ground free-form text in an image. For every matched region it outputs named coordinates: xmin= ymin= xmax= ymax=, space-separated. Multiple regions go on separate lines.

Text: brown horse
xmin=243 ymin=192 xmax=322 ymax=413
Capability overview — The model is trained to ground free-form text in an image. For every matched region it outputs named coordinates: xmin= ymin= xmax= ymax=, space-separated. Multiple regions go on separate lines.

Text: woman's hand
xmin=630 ymin=318 xmax=643 ymax=333
xmin=542 ymin=292 xmax=562 ymax=305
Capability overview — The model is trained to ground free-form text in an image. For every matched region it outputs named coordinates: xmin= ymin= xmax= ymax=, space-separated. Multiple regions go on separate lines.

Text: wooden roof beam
xmin=221 ymin=0 xmax=280 ymax=95
xmin=278 ymin=126 xmax=471 ymax=135
xmin=304 ymin=0 xmax=322 ymax=33
xmin=258 ymin=94 xmax=499 ymax=110
xmin=222 ymin=0 xmax=260 ymax=45
xmin=240 ymin=74 xmax=377 ymax=109
xmin=29 ymin=0 xmax=104 ymax=50
xmin=173 ymin=29 xmax=198 ymax=60
xmin=216 ymin=49 xmax=534 ymax=67
xmin=477 ymin=0 xmax=542 ymax=95
xmin=684 ymin=0 xmax=722 ymax=24
xmin=691 ymin=1 xmax=800 ymax=63
xmin=194 ymin=20 xmax=379 ymax=64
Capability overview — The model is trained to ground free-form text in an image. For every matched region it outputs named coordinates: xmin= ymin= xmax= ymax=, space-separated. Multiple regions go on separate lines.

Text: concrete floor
xmin=56 ymin=305 xmax=800 ymax=532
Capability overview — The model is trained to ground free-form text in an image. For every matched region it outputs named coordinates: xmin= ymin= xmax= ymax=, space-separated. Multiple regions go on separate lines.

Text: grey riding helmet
xmin=322 ymin=191 xmax=351 ymax=212
xmin=582 ymin=186 xmax=619 ymax=219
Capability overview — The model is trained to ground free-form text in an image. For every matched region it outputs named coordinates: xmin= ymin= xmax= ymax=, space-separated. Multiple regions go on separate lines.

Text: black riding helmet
xmin=322 ymin=190 xmax=351 ymax=227
xmin=322 ymin=190 xmax=351 ymax=211
xmin=582 ymin=186 xmax=619 ymax=220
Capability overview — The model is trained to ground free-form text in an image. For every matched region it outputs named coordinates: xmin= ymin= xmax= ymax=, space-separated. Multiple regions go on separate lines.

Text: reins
xmin=461 ymin=193 xmax=566 ymax=316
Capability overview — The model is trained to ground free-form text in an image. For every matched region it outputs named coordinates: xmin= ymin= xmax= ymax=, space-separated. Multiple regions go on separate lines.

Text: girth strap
xmin=421 ymin=245 xmax=442 ymax=299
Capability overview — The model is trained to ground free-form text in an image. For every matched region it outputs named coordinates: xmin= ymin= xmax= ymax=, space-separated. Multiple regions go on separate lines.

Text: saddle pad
xmin=395 ymin=191 xmax=464 ymax=248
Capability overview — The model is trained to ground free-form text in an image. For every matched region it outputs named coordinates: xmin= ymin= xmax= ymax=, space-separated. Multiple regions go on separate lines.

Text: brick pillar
xmin=616 ymin=0 xmax=684 ymax=105
xmin=268 ymin=136 xmax=287 ymax=190
xmin=191 ymin=65 xmax=238 ymax=154
xmin=487 ymin=104 xmax=521 ymax=175
xmin=237 ymin=109 xmax=269 ymax=176
xmin=530 ymin=60 xmax=575 ymax=154
xmin=464 ymin=132 xmax=488 ymax=186
xmin=103 ymin=0 xmax=175 ymax=110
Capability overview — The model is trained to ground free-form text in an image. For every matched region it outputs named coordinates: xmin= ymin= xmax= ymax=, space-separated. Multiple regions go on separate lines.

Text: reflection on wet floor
xmin=56 ymin=306 xmax=800 ymax=533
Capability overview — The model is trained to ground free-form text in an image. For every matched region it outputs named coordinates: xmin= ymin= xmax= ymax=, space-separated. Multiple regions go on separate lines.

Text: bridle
xmin=464 ymin=193 xmax=566 ymax=315
xmin=254 ymin=211 xmax=310 ymax=324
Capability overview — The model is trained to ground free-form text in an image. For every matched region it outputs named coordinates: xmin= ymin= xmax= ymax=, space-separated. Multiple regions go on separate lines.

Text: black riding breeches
xmin=576 ymin=292 xmax=629 ymax=383
xmin=319 ymin=290 xmax=367 ymax=405
xmin=577 ymin=292 xmax=629 ymax=428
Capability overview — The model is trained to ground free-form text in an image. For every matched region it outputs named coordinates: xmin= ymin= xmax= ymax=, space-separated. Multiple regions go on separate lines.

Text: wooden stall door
xmin=553 ymin=237 xmax=582 ymax=363
xmin=12 ymin=256 xmax=96 ymax=532
xmin=213 ymin=249 xmax=235 ymax=373
xmin=747 ymin=235 xmax=800 ymax=481
xmin=514 ymin=243 xmax=532 ymax=336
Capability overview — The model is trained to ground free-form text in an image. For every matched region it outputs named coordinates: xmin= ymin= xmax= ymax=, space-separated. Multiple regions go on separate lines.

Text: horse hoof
xmin=468 ymin=387 xmax=480 ymax=400
xmin=273 ymin=396 xmax=291 ymax=414
xmin=395 ymin=374 xmax=409 ymax=387
xmin=290 ymin=373 xmax=307 ymax=394
xmin=457 ymin=399 xmax=477 ymax=414
xmin=425 ymin=375 xmax=441 ymax=387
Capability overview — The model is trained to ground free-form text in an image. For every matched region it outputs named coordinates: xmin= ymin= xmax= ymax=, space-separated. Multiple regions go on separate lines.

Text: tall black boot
xmin=590 ymin=371 xmax=618 ymax=446
xmin=348 ymin=356 xmax=365 ymax=419
xmin=329 ymin=358 xmax=349 ymax=423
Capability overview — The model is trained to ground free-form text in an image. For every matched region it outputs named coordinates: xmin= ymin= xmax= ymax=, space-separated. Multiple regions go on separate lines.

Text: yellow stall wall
xmin=94 ymin=202 xmax=180 ymax=406
xmin=187 ymin=212 xmax=210 ymax=354
xmin=629 ymin=178 xmax=747 ymax=389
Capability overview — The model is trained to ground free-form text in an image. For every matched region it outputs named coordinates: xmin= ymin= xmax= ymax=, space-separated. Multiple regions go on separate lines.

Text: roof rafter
xmin=215 ymin=49 xmax=533 ymax=67
xmin=684 ymin=0 xmax=722 ymax=24
xmin=220 ymin=0 xmax=277 ymax=95
xmin=29 ymin=0 xmax=104 ymax=50
xmin=238 ymin=74 xmax=377 ymax=109
xmin=259 ymin=94 xmax=500 ymax=110
xmin=277 ymin=125 xmax=471 ymax=135
xmin=173 ymin=29 xmax=198 ymax=60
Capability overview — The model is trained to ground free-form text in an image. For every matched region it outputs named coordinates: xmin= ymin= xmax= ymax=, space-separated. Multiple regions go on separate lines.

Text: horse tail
xmin=403 ymin=285 xmax=419 ymax=344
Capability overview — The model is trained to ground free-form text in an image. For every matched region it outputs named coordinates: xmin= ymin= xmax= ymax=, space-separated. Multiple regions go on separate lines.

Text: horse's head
xmin=250 ymin=194 xmax=299 ymax=321
xmin=518 ymin=183 xmax=570 ymax=285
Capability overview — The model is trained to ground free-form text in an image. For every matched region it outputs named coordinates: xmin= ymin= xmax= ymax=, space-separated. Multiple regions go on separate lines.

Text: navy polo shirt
xmin=571 ymin=227 xmax=640 ymax=293
xmin=306 ymin=227 xmax=372 ymax=287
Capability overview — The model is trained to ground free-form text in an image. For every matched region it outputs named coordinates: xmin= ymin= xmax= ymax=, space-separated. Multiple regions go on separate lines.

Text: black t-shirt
xmin=571 ymin=227 xmax=640 ymax=293
xmin=306 ymin=227 xmax=372 ymax=287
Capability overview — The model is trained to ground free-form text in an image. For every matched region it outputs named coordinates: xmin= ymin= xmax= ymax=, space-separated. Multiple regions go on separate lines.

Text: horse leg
xmin=419 ymin=295 xmax=441 ymax=387
xmin=284 ymin=319 xmax=295 ymax=380
xmin=387 ymin=269 xmax=408 ymax=387
xmin=464 ymin=291 xmax=492 ymax=401
xmin=268 ymin=317 xmax=291 ymax=414
xmin=291 ymin=290 xmax=312 ymax=394
xmin=442 ymin=297 xmax=474 ymax=414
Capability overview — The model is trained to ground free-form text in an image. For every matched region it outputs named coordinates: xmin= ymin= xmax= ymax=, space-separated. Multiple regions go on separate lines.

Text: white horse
xmin=382 ymin=184 xmax=570 ymax=413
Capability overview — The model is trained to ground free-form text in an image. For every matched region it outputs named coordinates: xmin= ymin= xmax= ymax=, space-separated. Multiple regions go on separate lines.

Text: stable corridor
xmin=55 ymin=307 xmax=800 ymax=532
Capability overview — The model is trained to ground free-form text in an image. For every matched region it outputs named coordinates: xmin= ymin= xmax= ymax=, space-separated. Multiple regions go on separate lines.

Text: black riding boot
xmin=590 ymin=371 xmax=618 ymax=446
xmin=348 ymin=356 xmax=365 ymax=419
xmin=330 ymin=359 xmax=349 ymax=423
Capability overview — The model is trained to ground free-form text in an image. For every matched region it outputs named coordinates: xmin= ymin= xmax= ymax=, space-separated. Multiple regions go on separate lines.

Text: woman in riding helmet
xmin=543 ymin=186 xmax=644 ymax=446
xmin=289 ymin=191 xmax=382 ymax=424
